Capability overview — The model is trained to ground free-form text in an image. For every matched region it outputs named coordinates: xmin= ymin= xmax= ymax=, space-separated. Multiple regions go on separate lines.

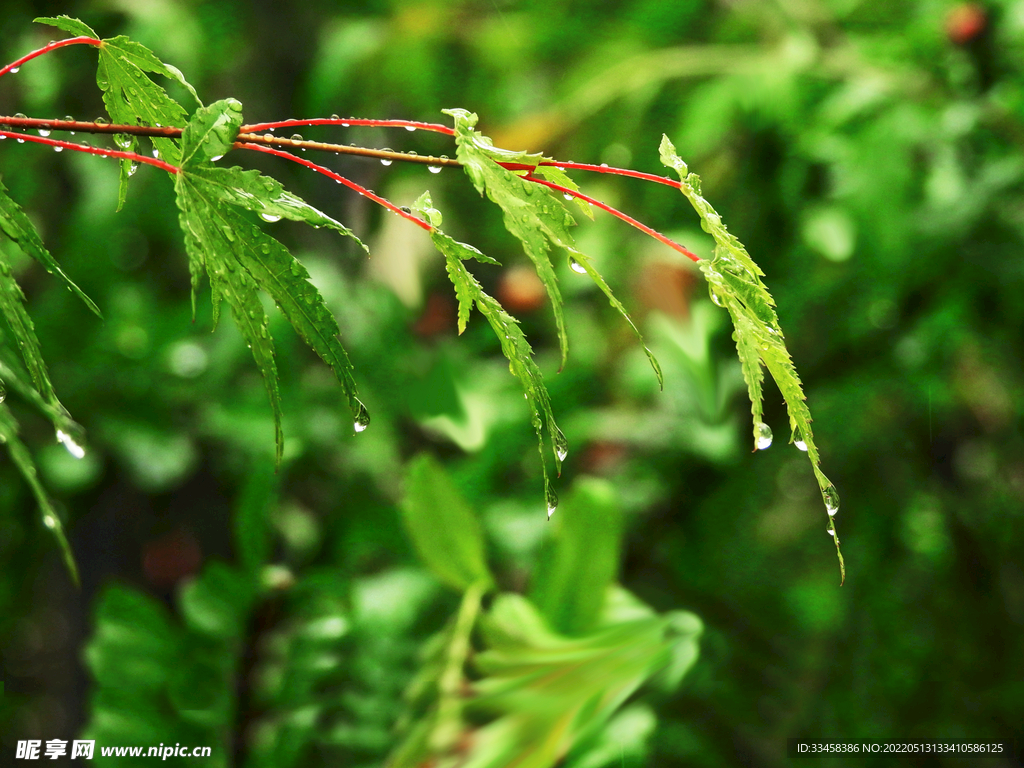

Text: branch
xmin=0 ymin=130 xmax=179 ymax=173
xmin=236 ymin=142 xmax=433 ymax=232
xmin=0 ymin=36 xmax=102 ymax=78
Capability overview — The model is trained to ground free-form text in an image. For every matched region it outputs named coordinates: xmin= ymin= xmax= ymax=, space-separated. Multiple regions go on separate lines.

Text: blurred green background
xmin=1 ymin=0 xmax=1023 ymax=765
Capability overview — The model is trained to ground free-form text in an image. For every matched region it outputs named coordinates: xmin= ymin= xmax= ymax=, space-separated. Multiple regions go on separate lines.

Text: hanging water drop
xmin=16 ymin=137 xmax=24 ymax=143
xmin=353 ymin=400 xmax=371 ymax=433
xmin=53 ymin=145 xmax=62 ymax=152
xmin=9 ymin=67 xmax=19 ymax=74
xmin=43 ymin=515 xmax=57 ymax=529
xmin=795 ymin=439 xmax=808 ymax=452
xmin=569 ymin=257 xmax=587 ymax=274
xmin=563 ymin=193 xmax=573 ymax=201
xmin=56 ymin=429 xmax=86 ymax=459
xmin=554 ymin=428 xmax=569 ymax=462
xmin=405 ymin=125 xmax=416 ymax=131
xmin=380 ymin=158 xmax=392 ymax=166
xmin=823 ymin=485 xmax=840 ymax=517
xmin=260 ymin=213 xmax=282 ymax=222
xmin=755 ymin=422 xmax=773 ymax=450
xmin=152 ymin=148 xmax=160 ymax=158
xmin=127 ymin=162 xmax=138 ymax=176
xmin=545 ymin=486 xmax=559 ymax=520
xmin=428 ymin=165 xmax=441 ymax=174
xmin=38 ymin=128 xmax=50 ymax=137
xmin=210 ymin=154 xmax=223 ymax=162
xmin=827 ymin=522 xmax=836 ymax=536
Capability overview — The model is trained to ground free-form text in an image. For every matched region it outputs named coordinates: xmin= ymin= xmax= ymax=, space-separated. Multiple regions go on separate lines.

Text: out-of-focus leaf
xmin=530 ymin=477 xmax=623 ymax=636
xmin=234 ymin=458 xmax=277 ymax=575
xmin=179 ymin=561 xmax=254 ymax=640
xmin=401 ymin=453 xmax=493 ymax=592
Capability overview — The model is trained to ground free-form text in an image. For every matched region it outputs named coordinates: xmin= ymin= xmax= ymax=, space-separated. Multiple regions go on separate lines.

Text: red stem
xmin=236 ymin=142 xmax=433 ymax=232
xmin=499 ymin=160 xmax=682 ymax=189
xmin=242 ymin=118 xmax=455 ymax=136
xmin=0 ymin=130 xmax=179 ymax=173
xmin=522 ymin=173 xmax=700 ymax=262
xmin=0 ymin=37 xmax=102 ymax=78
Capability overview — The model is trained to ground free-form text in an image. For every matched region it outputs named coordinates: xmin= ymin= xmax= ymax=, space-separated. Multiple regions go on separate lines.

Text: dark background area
xmin=1 ymin=0 xmax=1022 ymax=765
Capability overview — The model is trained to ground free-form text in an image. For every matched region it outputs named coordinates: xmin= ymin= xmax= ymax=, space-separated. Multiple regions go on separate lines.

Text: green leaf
xmin=175 ymin=101 xmax=367 ymax=461
xmin=0 ymin=405 xmax=78 ymax=585
xmin=401 ymin=453 xmax=494 ymax=592
xmin=94 ymin=35 xmax=195 ymax=208
xmin=446 ymin=108 xmax=660 ymax=385
xmin=179 ymin=561 xmax=254 ymax=640
xmin=0 ymin=179 xmax=101 ymax=317
xmin=530 ymin=478 xmax=624 ymax=636
xmin=34 ymin=15 xmax=98 ymax=38
xmin=179 ymin=98 xmax=243 ymax=166
xmin=234 ymin=457 xmax=277 ymax=575
xmin=534 ymin=164 xmax=593 ymax=220
xmin=0 ymin=246 xmax=58 ymax=405
xmin=660 ymin=135 xmax=844 ymax=584
xmin=412 ymin=193 xmax=565 ymax=494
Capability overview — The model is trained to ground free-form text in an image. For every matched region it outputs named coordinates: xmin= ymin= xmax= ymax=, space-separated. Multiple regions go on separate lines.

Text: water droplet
xmin=127 ymin=162 xmax=138 ymax=176
xmin=341 ymin=122 xmax=350 ymax=128
xmin=0 ymin=383 xmax=6 ymax=404
xmin=290 ymin=134 xmax=303 ymax=142
xmin=827 ymin=523 xmax=836 ymax=536
xmin=37 ymin=128 xmax=50 ymax=137
xmin=755 ymin=422 xmax=773 ymax=450
xmin=9 ymin=67 xmax=19 ymax=74
xmin=210 ymin=154 xmax=223 ymax=162
xmin=380 ymin=158 xmax=392 ymax=166
xmin=152 ymin=148 xmax=160 ymax=158
xmin=331 ymin=114 xmax=340 ymax=120
xmin=53 ymin=145 xmax=62 ymax=152
xmin=546 ymin=487 xmax=559 ymax=519
xmin=263 ymin=133 xmax=273 ymax=140
xmin=407 ymin=150 xmax=417 ymax=156
xmin=795 ymin=440 xmax=808 ymax=452
xmin=267 ymin=126 xmax=275 ymax=132
xmin=563 ymin=193 xmax=573 ymax=201
xmin=428 ymin=165 xmax=441 ymax=174
xmin=554 ymin=428 xmax=568 ymax=462
xmin=600 ymin=163 xmax=609 ymax=168
xmin=14 ymin=113 xmax=26 ymax=119
xmin=710 ymin=288 xmax=724 ymax=307
xmin=16 ymin=137 xmax=24 ymax=144
xmin=353 ymin=400 xmax=371 ymax=433
xmin=95 ymin=117 xmax=108 ymax=126
xmin=569 ymin=257 xmax=587 ymax=274
xmin=43 ymin=514 xmax=57 ymax=529
xmin=56 ymin=429 xmax=86 ymax=459
xmin=405 ymin=125 xmax=416 ymax=131
xmin=260 ymin=213 xmax=282 ymax=222
xmin=290 ymin=261 xmax=302 ymax=276
xmin=823 ymin=485 xmax=840 ymax=516
xmin=0 ymin=135 xmax=5 ymax=140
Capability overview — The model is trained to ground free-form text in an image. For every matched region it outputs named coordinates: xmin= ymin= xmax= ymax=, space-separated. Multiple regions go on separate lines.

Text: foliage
xmin=4 ymin=2 xmax=1023 ymax=767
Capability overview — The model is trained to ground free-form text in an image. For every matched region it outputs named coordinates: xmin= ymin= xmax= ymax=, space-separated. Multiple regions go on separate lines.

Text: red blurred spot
xmin=635 ymin=261 xmax=696 ymax=319
xmin=581 ymin=441 xmax=629 ymax=474
xmin=413 ymin=292 xmax=456 ymax=337
xmin=143 ymin=527 xmax=202 ymax=588
xmin=947 ymin=3 xmax=986 ymax=45
xmin=498 ymin=265 xmax=547 ymax=312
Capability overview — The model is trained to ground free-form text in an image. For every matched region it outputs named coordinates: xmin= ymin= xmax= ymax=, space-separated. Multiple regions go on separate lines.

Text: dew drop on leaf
xmin=795 ymin=439 xmax=808 ymax=451
xmin=554 ymin=428 xmax=568 ymax=461
xmin=353 ymin=400 xmax=371 ymax=433
xmin=127 ymin=162 xmax=138 ymax=176
xmin=827 ymin=522 xmax=836 ymax=536
xmin=563 ymin=193 xmax=573 ymax=201
xmin=210 ymin=155 xmax=223 ymax=162
xmin=545 ymin=487 xmax=559 ymax=520
xmin=755 ymin=422 xmax=773 ymax=450
xmin=824 ymin=485 xmax=840 ymax=516
xmin=43 ymin=515 xmax=57 ymax=529
xmin=260 ymin=213 xmax=282 ymax=222
xmin=569 ymin=257 xmax=587 ymax=274
xmin=56 ymin=429 xmax=86 ymax=459
xmin=0 ymin=382 xmax=6 ymax=404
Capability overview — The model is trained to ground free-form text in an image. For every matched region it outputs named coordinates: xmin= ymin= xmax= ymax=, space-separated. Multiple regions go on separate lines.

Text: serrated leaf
xmin=34 ymin=15 xmax=98 ymax=38
xmin=660 ymin=134 xmax=844 ymax=584
xmin=0 ymin=249 xmax=58 ymax=406
xmin=175 ymin=102 xmax=367 ymax=459
xmin=446 ymin=108 xmax=659 ymax=383
xmin=412 ymin=193 xmax=565 ymax=486
xmin=179 ymin=98 xmax=243 ymax=166
xmin=94 ymin=35 xmax=193 ymax=209
xmin=0 ymin=404 xmax=79 ymax=585
xmin=401 ymin=453 xmax=494 ymax=591
xmin=0 ymin=180 xmax=101 ymax=317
